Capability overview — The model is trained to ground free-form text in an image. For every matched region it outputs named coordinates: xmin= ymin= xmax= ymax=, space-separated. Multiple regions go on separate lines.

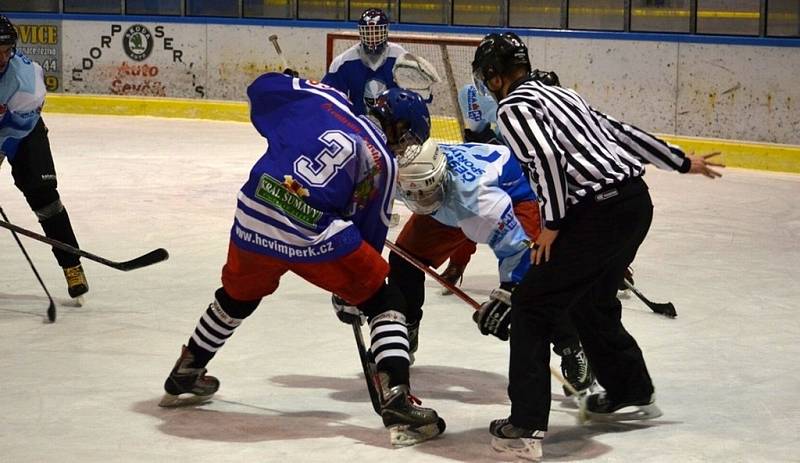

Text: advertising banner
xmin=62 ymin=21 xmax=206 ymax=98
xmin=12 ymin=19 xmax=62 ymax=92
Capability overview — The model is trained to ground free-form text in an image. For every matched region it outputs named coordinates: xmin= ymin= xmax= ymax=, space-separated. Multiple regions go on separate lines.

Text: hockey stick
xmin=385 ymin=239 xmax=590 ymax=422
xmin=0 ymin=218 xmax=168 ymax=271
xmin=351 ymin=319 xmax=383 ymax=415
xmin=0 ymin=207 xmax=56 ymax=322
xmin=385 ymin=239 xmax=476 ymax=309
xmin=268 ymin=34 xmax=290 ymax=71
xmin=623 ymin=279 xmax=677 ymax=318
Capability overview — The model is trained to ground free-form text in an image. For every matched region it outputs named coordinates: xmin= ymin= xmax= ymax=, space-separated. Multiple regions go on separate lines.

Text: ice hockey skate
xmin=489 ymin=418 xmax=544 ymax=461
xmin=63 ymin=264 xmax=88 ymax=306
xmin=377 ymin=372 xmax=445 ymax=447
xmin=560 ymin=345 xmax=599 ymax=399
xmin=159 ymin=345 xmax=220 ymax=407
xmin=582 ymin=391 xmax=662 ymax=422
xmin=439 ymin=262 xmax=465 ymax=296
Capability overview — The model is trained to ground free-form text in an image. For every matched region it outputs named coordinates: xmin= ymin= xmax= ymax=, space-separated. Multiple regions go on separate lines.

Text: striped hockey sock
xmin=186 ymin=298 xmax=243 ymax=368
xmin=370 ymin=310 xmax=411 ymax=387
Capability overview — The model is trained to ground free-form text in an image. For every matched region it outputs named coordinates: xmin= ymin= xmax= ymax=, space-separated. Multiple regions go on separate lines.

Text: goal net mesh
xmin=326 ymin=33 xmax=482 ymax=144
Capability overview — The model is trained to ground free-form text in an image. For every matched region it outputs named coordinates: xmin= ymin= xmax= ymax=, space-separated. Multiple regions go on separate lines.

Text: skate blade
xmin=158 ymin=392 xmax=215 ymax=408
xmin=389 ymin=418 xmax=446 ymax=447
xmin=587 ymin=403 xmax=663 ymax=422
xmin=73 ymin=295 xmax=85 ymax=307
xmin=491 ymin=436 xmax=543 ymax=461
xmin=440 ymin=287 xmax=453 ymax=296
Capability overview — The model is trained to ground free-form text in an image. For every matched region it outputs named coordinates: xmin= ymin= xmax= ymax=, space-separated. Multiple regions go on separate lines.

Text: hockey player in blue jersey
xmin=0 ymin=15 xmax=88 ymax=301
xmin=387 ymin=135 xmax=598 ymax=397
xmin=159 ymin=78 xmax=444 ymax=446
xmin=322 ymin=8 xmax=409 ymax=115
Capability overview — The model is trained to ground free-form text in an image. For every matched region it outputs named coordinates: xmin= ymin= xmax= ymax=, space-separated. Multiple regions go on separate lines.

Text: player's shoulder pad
xmin=328 ymin=43 xmax=362 ymax=72
xmin=386 ymin=42 xmax=407 ymax=58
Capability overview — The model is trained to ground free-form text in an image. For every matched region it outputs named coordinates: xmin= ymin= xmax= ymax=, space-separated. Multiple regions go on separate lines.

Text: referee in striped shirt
xmin=471 ymin=32 xmax=722 ymax=453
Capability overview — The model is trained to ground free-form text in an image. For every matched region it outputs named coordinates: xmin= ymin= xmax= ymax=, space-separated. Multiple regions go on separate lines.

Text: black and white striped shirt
xmin=497 ymin=78 xmax=690 ymax=229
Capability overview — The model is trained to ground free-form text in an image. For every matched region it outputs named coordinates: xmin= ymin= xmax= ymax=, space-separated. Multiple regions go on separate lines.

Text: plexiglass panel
xmin=569 ymin=0 xmax=625 ymax=31
xmin=631 ymin=0 xmax=691 ymax=33
xmin=697 ymin=0 xmax=760 ymax=35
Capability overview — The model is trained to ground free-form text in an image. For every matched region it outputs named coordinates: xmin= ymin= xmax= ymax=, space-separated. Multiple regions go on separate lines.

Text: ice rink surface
xmin=1 ymin=114 xmax=799 ymax=462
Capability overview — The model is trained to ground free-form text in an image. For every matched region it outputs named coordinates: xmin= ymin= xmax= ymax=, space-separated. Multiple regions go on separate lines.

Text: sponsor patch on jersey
xmin=282 ymin=175 xmax=310 ymax=197
xmin=255 ymin=173 xmax=322 ymax=227
xmin=488 ymin=205 xmax=518 ymax=248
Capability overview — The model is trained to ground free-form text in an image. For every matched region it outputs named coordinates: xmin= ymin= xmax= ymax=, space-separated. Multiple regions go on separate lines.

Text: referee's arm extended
xmin=591 ymin=109 xmax=691 ymax=173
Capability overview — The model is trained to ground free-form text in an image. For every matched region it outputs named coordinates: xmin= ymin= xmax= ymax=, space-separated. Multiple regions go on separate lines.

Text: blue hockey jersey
xmin=322 ymin=42 xmax=407 ymax=116
xmin=0 ymin=52 xmax=46 ymax=161
xmin=233 ymin=73 xmax=397 ymax=263
xmin=431 ymin=143 xmax=537 ymax=284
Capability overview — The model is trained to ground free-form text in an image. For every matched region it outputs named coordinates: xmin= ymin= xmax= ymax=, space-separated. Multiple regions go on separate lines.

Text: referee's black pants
xmin=508 ymin=177 xmax=655 ymax=430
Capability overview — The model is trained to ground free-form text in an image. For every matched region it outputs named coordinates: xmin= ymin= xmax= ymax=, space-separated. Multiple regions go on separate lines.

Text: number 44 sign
xmin=12 ymin=21 xmax=62 ymax=92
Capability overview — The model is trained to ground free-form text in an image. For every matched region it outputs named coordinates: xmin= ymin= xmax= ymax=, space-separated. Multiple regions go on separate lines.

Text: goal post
xmin=325 ymin=32 xmax=483 ymax=144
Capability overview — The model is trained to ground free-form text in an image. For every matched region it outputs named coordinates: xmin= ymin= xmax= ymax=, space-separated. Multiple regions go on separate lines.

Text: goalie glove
xmin=473 ymin=287 xmax=513 ymax=341
xmin=331 ymin=294 xmax=366 ymax=326
xmin=393 ymin=53 xmax=441 ymax=101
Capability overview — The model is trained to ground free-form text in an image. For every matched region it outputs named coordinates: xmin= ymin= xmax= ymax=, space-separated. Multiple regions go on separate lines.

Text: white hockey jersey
xmin=0 ymin=52 xmax=45 ymax=161
xmin=431 ymin=143 xmax=537 ymax=284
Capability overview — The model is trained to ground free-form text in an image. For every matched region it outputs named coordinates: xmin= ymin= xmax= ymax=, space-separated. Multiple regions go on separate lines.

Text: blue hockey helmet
xmin=0 ymin=15 xmax=17 ymax=47
xmin=358 ymin=8 xmax=389 ymax=55
xmin=369 ymin=88 xmax=431 ymax=164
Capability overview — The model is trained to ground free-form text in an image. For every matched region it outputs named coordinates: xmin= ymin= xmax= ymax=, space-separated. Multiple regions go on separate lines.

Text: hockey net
xmin=326 ymin=33 xmax=482 ymax=144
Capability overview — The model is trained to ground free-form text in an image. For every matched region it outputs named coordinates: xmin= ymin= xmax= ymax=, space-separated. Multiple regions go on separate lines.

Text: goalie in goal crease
xmin=322 ymin=8 xmax=441 ymax=116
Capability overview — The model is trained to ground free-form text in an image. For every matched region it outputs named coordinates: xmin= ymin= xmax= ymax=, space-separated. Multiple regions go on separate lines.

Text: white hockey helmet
xmin=397 ymin=139 xmax=447 ymax=215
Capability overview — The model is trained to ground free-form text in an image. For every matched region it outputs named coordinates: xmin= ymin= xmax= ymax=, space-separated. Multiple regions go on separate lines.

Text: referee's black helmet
xmin=0 ymin=15 xmax=17 ymax=46
xmin=471 ymin=32 xmax=531 ymax=86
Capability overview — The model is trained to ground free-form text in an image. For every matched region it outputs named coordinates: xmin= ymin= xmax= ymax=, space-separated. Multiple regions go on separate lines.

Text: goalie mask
xmin=358 ymin=8 xmax=389 ymax=55
xmin=471 ymin=32 xmax=531 ymax=99
xmin=369 ymin=88 xmax=431 ymax=165
xmin=397 ymin=139 xmax=447 ymax=215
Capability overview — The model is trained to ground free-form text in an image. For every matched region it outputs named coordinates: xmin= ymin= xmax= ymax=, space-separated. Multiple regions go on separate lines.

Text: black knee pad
xmin=214 ymin=287 xmax=260 ymax=320
xmin=357 ymin=282 xmax=407 ymax=321
xmin=23 ymin=187 xmax=61 ymax=219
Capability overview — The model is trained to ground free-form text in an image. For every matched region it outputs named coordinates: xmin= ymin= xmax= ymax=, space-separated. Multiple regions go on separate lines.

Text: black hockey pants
xmin=8 ymin=117 xmax=81 ymax=268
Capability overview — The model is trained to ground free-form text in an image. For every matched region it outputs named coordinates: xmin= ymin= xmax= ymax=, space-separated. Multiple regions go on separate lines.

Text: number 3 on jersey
xmin=294 ymin=130 xmax=355 ymax=186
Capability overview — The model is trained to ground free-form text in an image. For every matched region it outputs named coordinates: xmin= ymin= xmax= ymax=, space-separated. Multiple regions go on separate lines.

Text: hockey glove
xmin=331 ymin=294 xmax=366 ymax=326
xmin=464 ymin=126 xmax=501 ymax=145
xmin=474 ymin=287 xmax=512 ymax=341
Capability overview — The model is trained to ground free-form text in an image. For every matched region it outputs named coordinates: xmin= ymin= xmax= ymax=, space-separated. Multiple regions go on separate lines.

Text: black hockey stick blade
xmin=351 ymin=320 xmax=382 ymax=415
xmin=0 ymin=218 xmax=168 ymax=271
xmin=109 ymin=248 xmax=169 ymax=271
xmin=46 ymin=299 xmax=56 ymax=322
xmin=624 ymin=280 xmax=677 ymax=318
